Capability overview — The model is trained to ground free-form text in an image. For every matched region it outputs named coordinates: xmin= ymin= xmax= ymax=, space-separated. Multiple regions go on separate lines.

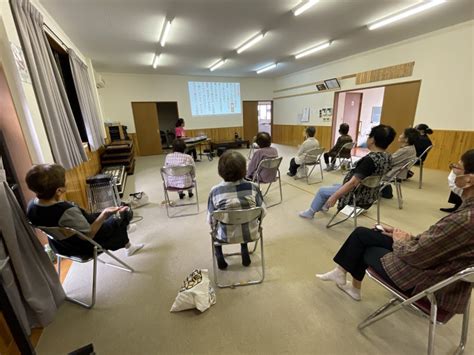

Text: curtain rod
xmin=43 ymin=23 xmax=68 ymax=51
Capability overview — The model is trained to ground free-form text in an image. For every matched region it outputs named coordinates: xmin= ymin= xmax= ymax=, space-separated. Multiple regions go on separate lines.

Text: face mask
xmin=454 ymin=174 xmax=473 ymax=190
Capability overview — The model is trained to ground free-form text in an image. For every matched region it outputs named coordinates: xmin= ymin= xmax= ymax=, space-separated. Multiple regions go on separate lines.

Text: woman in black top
xmin=414 ymin=123 xmax=433 ymax=162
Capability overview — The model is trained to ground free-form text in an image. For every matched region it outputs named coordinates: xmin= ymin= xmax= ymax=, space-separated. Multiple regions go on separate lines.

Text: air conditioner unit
xmin=96 ymin=74 xmax=106 ymax=89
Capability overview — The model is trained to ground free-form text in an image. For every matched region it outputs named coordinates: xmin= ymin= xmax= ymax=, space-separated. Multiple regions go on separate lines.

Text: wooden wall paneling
xmin=273 ymin=125 xmax=332 ymax=149
xmin=424 ymin=130 xmax=474 ymax=171
xmin=186 ymin=127 xmax=243 ymax=142
xmin=65 ymin=146 xmax=102 ymax=210
xmin=356 ymin=62 xmax=415 ymax=85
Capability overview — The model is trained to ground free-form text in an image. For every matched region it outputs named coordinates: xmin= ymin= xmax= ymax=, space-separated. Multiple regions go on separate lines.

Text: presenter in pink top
xmin=175 ymin=118 xmax=197 ymax=161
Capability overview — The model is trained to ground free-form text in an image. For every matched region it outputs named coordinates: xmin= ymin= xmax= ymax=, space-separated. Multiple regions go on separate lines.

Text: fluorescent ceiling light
xmin=256 ymin=63 xmax=277 ymax=74
xmin=152 ymin=54 xmax=161 ymax=69
xmin=293 ymin=0 xmax=319 ymax=16
xmin=160 ymin=19 xmax=172 ymax=47
xmin=209 ymin=59 xmax=227 ymax=72
xmin=295 ymin=41 xmax=332 ymax=59
xmin=236 ymin=32 xmax=265 ymax=54
xmin=368 ymin=0 xmax=445 ymax=30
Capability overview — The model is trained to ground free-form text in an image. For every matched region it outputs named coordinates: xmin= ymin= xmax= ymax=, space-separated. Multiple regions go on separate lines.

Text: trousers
xmin=310 ymin=184 xmax=341 ymax=212
xmin=333 ymin=227 xmax=394 ymax=283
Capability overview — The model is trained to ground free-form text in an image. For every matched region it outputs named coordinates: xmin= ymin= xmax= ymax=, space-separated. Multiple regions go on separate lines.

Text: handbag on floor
xmin=170 ymin=269 xmax=216 ymax=313
xmin=126 ymin=191 xmax=149 ymax=208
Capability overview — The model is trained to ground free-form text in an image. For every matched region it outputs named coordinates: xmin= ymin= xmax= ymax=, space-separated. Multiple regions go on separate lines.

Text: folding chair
xmin=326 ymin=175 xmax=382 ymax=229
xmin=359 ymin=266 xmax=474 ymax=355
xmin=299 ymin=147 xmax=325 ymax=185
xmin=160 ymin=165 xmax=199 ymax=218
xmin=417 ymin=145 xmax=433 ymax=189
xmin=380 ymin=158 xmax=418 ymax=209
xmin=210 ymin=207 xmax=265 ymax=288
xmin=38 ymin=226 xmax=134 ymax=309
xmin=252 ymin=156 xmax=283 ymax=207
xmin=334 ymin=142 xmax=355 ymax=170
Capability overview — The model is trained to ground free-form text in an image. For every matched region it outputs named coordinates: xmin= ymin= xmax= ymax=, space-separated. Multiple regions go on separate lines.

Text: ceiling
xmin=40 ymin=0 xmax=474 ymax=78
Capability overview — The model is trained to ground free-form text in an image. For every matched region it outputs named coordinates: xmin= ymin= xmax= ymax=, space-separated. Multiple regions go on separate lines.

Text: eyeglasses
xmin=449 ymin=163 xmax=463 ymax=171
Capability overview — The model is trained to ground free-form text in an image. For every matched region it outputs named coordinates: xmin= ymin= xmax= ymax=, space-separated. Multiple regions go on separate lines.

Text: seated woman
xmin=175 ymin=118 xmax=197 ymax=161
xmin=287 ymin=126 xmax=320 ymax=177
xmin=164 ymin=139 xmax=196 ymax=199
xmin=246 ymin=132 xmax=278 ymax=182
xmin=315 ymin=149 xmax=474 ymax=317
xmin=440 ymin=165 xmax=464 ymax=213
xmin=299 ymin=124 xmax=395 ymax=219
xmin=324 ymin=123 xmax=353 ymax=171
xmin=207 ymin=151 xmax=266 ymax=270
xmin=380 ymin=127 xmax=419 ymax=199
xmin=26 ymin=164 xmax=144 ymax=257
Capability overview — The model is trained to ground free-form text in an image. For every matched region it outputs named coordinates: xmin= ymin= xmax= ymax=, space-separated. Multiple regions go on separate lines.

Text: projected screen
xmin=188 ymin=81 xmax=241 ymax=116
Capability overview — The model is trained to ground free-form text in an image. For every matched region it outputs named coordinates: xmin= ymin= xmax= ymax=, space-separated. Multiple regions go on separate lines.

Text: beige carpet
xmin=36 ymin=144 xmax=473 ymax=355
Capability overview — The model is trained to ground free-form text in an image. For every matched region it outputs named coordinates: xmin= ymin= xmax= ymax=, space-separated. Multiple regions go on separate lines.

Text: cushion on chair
xmin=367 ymin=267 xmax=453 ymax=323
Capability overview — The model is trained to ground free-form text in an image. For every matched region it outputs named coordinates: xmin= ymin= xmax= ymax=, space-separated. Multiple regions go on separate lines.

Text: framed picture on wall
xmin=371 ymin=106 xmax=382 ymax=124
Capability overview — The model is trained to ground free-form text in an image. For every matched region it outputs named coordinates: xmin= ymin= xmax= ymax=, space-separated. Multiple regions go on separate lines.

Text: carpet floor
xmin=36 ymin=144 xmax=473 ymax=355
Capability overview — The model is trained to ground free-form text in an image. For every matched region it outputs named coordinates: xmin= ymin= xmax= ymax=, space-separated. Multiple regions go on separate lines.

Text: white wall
xmin=97 ymin=73 xmax=274 ymax=132
xmin=0 ymin=0 xmax=103 ymax=163
xmin=274 ymin=20 xmax=474 ymax=131
xmin=353 ymin=87 xmax=385 ymax=143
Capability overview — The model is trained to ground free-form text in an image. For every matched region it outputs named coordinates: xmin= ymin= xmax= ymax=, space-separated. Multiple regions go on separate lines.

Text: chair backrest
xmin=417 ymin=145 xmax=433 ymax=162
xmin=257 ymin=156 xmax=283 ymax=170
xmin=395 ymin=158 xmax=418 ymax=178
xmin=253 ymin=157 xmax=282 ymax=183
xmin=212 ymin=207 xmax=263 ymax=226
xmin=303 ymin=147 xmax=325 ymax=164
xmin=359 ymin=175 xmax=383 ymax=189
xmin=161 ymin=165 xmax=195 ymax=179
xmin=38 ymin=226 xmax=91 ymax=242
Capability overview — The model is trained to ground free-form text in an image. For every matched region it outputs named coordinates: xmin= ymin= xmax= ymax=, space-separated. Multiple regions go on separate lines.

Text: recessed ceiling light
xmin=368 ymin=0 xmax=445 ymax=30
xmin=152 ymin=53 xmax=161 ymax=69
xmin=294 ymin=41 xmax=332 ymax=59
xmin=256 ymin=63 xmax=277 ymax=74
xmin=209 ymin=59 xmax=227 ymax=72
xmin=160 ymin=19 xmax=172 ymax=47
xmin=293 ymin=0 xmax=319 ymax=16
xmin=236 ymin=32 xmax=266 ymax=54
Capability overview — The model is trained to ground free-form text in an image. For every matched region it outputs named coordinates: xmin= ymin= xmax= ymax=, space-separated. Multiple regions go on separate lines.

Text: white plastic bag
xmin=296 ymin=166 xmax=307 ymax=179
xmin=127 ymin=191 xmax=149 ymax=208
xmin=170 ymin=269 xmax=216 ymax=313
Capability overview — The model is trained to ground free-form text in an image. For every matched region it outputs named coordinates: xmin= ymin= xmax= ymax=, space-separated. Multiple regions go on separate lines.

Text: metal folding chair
xmin=210 ymin=207 xmax=265 ymax=288
xmin=38 ymin=226 xmax=134 ymax=309
xmin=417 ymin=145 xmax=433 ymax=189
xmin=326 ymin=175 xmax=383 ymax=229
xmin=380 ymin=158 xmax=418 ymax=209
xmin=252 ymin=156 xmax=283 ymax=207
xmin=359 ymin=266 xmax=474 ymax=355
xmin=160 ymin=165 xmax=199 ymax=218
xmin=299 ymin=147 xmax=325 ymax=185
xmin=334 ymin=142 xmax=355 ymax=171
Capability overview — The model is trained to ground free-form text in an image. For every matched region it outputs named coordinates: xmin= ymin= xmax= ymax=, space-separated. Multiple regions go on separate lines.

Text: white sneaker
xmin=299 ymin=209 xmax=315 ymax=219
xmin=127 ymin=223 xmax=137 ymax=234
xmin=126 ymin=243 xmax=144 ymax=256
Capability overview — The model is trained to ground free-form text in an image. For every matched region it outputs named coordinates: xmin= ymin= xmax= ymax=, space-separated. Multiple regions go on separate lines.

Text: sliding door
xmin=243 ymin=101 xmax=258 ymax=141
xmin=380 ymin=81 xmax=421 ymax=153
xmin=131 ymin=102 xmax=162 ymax=156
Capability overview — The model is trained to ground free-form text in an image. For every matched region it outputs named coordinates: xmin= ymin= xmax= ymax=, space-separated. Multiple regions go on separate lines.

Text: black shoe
xmin=440 ymin=207 xmax=457 ymax=213
xmin=241 ymin=244 xmax=251 ymax=267
xmin=287 ymin=172 xmax=295 ymax=177
xmin=178 ymin=192 xmax=185 ymax=200
xmin=188 ymin=192 xmax=194 ymax=198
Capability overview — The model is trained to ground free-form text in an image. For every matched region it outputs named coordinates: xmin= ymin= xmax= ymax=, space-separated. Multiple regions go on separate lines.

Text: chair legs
xmin=211 ymin=237 xmax=265 ymax=289
xmin=59 ymin=247 xmax=134 ymax=309
xmin=304 ymin=163 xmax=323 ymax=185
xmin=419 ymin=161 xmax=424 ymax=189
xmin=163 ymin=182 xmax=200 ymax=218
xmin=395 ymin=181 xmax=403 ymax=209
xmin=326 ymin=207 xmax=356 ymax=228
xmin=427 ymin=294 xmax=438 ymax=355
xmin=258 ymin=173 xmax=283 ymax=207
xmin=454 ymin=298 xmax=470 ymax=355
